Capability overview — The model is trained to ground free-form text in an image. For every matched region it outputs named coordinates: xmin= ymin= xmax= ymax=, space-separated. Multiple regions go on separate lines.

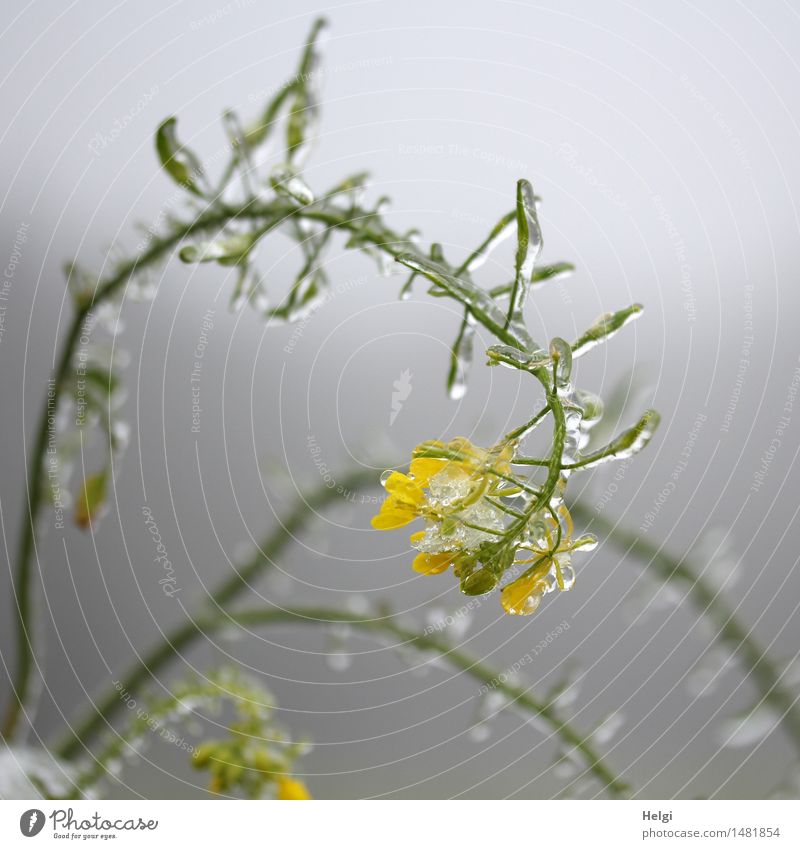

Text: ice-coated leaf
xmin=505 ymin=178 xmax=543 ymax=326
xmin=270 ymin=165 xmax=315 ymax=205
xmin=396 ymin=253 xmax=535 ymax=351
xmin=179 ymin=233 xmax=255 ymax=265
xmin=549 ymin=337 xmax=572 ymax=386
xmin=462 ymin=209 xmax=516 ymax=273
xmin=285 ymin=18 xmax=327 ymax=165
xmin=446 ymin=315 xmax=476 ymax=399
xmin=570 ymin=409 xmax=661 ymax=468
xmin=155 ymin=117 xmax=206 ymax=197
xmin=486 ymin=344 xmax=551 ymax=372
xmin=572 ymin=303 xmax=643 ymax=358
xmin=490 ymin=262 xmax=575 ymax=299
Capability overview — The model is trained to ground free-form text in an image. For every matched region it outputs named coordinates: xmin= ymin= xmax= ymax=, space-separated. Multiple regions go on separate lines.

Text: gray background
xmin=1 ymin=0 xmax=799 ymax=798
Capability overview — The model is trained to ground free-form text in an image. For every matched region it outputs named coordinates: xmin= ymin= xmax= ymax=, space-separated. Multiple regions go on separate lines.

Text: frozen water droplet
xmin=686 ymin=647 xmax=734 ymax=698
xmin=469 ymin=721 xmax=491 ymax=743
xmin=345 ymin=595 xmax=371 ymax=615
xmin=448 ymin=379 xmax=467 ymax=401
xmin=552 ymin=748 xmax=581 ymax=780
xmin=593 ymin=711 xmax=625 ymax=744
xmin=557 ymin=558 xmax=576 ymax=591
xmin=718 ymin=704 xmax=781 ymax=748
xmin=327 ymin=652 xmax=352 ymax=672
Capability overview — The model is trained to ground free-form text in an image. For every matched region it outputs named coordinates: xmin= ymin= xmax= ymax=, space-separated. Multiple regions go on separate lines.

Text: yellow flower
xmin=372 ymin=438 xmax=519 ymax=582
xmin=276 ymin=775 xmax=312 ymax=800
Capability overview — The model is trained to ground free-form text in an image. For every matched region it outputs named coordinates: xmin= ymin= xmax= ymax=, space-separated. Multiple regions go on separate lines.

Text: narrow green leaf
xmin=396 ymin=253 xmax=535 ymax=351
xmin=572 ymin=303 xmax=643 ymax=358
xmin=486 ymin=344 xmax=551 ymax=372
xmin=505 ymin=178 xmax=542 ymax=327
xmin=286 ymin=18 xmax=327 ymax=164
xmin=155 ymin=118 xmax=206 ymax=197
xmin=446 ymin=316 xmax=475 ymax=399
xmin=461 ymin=210 xmax=516 ymax=273
xmin=270 ymin=166 xmax=315 ymax=205
xmin=569 ymin=409 xmax=661 ymax=469
xmin=179 ymin=233 xmax=254 ymax=265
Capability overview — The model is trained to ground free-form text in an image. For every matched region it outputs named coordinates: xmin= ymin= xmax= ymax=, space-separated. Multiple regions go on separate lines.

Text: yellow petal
xmin=409 ymin=530 xmax=426 ymax=544
xmin=501 ymin=575 xmax=545 ymax=616
xmin=557 ymin=504 xmax=574 ymax=540
xmin=409 ymin=457 xmax=447 ymax=485
xmin=276 ymin=775 xmax=312 ymax=800
xmin=412 ymin=551 xmax=454 ymax=575
xmin=384 ymin=472 xmax=425 ymax=505
xmin=371 ymin=503 xmax=416 ymax=530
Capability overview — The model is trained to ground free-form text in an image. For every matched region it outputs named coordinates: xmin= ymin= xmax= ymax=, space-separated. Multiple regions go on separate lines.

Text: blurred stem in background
xmin=570 ymin=502 xmax=800 ymax=754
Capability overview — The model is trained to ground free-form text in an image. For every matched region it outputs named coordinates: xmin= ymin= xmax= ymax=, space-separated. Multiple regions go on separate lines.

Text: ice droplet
xmin=718 ymin=704 xmax=781 ymax=748
xmin=326 ymin=652 xmax=352 ymax=672
xmin=593 ymin=711 xmax=625 ymax=744
xmin=469 ymin=721 xmax=491 ymax=743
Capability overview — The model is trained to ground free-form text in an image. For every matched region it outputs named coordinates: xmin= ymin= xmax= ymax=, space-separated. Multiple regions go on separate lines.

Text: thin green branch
xmin=569 ymin=500 xmax=800 ymax=756
xmin=55 ymin=467 xmax=377 ymax=761
xmin=216 ymin=606 xmax=631 ymax=797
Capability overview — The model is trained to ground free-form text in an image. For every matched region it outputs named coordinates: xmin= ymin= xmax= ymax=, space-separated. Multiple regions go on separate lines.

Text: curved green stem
xmin=55 ymin=467 xmax=377 ymax=761
xmin=570 ymin=500 xmax=800 ymax=756
xmin=206 ymin=606 xmax=630 ymax=797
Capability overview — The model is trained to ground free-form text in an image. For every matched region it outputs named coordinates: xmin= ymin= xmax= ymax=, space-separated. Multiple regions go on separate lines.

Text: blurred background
xmin=1 ymin=0 xmax=800 ymax=799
